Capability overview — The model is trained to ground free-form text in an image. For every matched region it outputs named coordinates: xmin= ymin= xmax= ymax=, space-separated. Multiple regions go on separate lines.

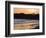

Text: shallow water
xmin=14 ymin=19 xmax=39 ymax=29
xmin=14 ymin=19 xmax=39 ymax=24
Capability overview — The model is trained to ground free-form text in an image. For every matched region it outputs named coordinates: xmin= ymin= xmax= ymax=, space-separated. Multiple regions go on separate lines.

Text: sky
xmin=14 ymin=8 xmax=39 ymax=14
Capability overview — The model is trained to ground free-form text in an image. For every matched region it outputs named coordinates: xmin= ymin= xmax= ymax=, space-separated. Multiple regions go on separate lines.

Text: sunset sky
xmin=14 ymin=8 xmax=39 ymax=14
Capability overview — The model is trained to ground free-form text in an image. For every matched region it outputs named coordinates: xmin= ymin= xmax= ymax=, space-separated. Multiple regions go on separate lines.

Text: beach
xmin=14 ymin=19 xmax=39 ymax=30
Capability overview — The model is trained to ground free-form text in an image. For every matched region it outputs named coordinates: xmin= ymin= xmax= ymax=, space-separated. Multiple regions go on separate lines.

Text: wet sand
xmin=14 ymin=23 xmax=39 ymax=30
xmin=14 ymin=19 xmax=39 ymax=30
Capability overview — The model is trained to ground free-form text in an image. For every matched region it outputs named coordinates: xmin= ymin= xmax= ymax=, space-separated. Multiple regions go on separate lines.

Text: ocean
xmin=14 ymin=19 xmax=39 ymax=29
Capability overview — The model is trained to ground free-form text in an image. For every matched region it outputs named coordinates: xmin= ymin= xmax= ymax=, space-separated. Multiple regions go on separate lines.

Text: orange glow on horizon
xmin=14 ymin=8 xmax=39 ymax=14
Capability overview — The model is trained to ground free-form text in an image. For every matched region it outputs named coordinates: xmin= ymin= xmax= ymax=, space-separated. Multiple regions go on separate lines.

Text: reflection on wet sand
xmin=14 ymin=8 xmax=39 ymax=30
xmin=14 ymin=19 xmax=39 ymax=30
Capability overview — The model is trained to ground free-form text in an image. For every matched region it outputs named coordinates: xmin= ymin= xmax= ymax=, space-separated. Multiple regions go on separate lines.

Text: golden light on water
xmin=14 ymin=8 xmax=39 ymax=29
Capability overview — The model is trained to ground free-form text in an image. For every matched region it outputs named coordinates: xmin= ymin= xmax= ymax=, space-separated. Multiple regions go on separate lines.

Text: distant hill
xmin=14 ymin=13 xmax=39 ymax=20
